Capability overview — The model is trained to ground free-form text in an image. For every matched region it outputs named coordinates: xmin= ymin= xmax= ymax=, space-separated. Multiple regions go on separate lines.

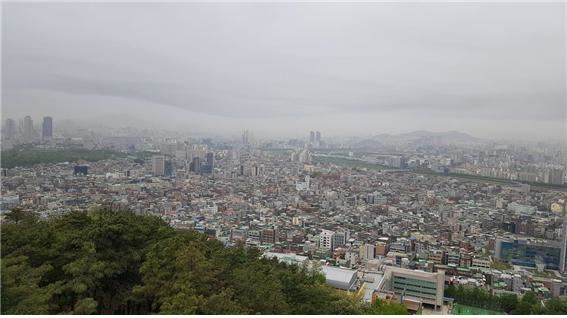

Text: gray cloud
xmin=2 ymin=2 xmax=565 ymax=140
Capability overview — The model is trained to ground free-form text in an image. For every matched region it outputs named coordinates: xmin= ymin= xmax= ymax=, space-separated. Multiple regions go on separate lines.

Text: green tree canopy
xmin=1 ymin=208 xmax=409 ymax=315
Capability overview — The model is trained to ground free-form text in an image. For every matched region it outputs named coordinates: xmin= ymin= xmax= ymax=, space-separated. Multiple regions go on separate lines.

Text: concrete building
xmin=23 ymin=115 xmax=34 ymax=141
xmin=376 ymin=241 xmax=389 ymax=256
xmin=495 ymin=238 xmax=561 ymax=270
xmin=333 ymin=231 xmax=347 ymax=250
xmin=321 ymin=265 xmax=358 ymax=291
xmin=428 ymin=250 xmax=445 ymax=265
xmin=152 ymin=155 xmax=165 ymax=176
xmin=360 ymin=243 xmax=376 ymax=261
xmin=471 ymin=257 xmax=491 ymax=269
xmin=4 ymin=118 xmax=16 ymax=139
xmin=42 ymin=116 xmax=53 ymax=139
xmin=560 ymin=223 xmax=567 ymax=273
xmin=260 ymin=229 xmax=276 ymax=244
xmin=319 ymin=230 xmax=334 ymax=250
xmin=263 ymin=252 xmax=308 ymax=266
xmin=378 ymin=266 xmax=445 ymax=309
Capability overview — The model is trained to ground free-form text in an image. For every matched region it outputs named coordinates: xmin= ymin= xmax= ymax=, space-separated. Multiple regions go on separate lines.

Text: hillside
xmin=353 ymin=130 xmax=479 ymax=149
xmin=0 ymin=208 xmax=406 ymax=315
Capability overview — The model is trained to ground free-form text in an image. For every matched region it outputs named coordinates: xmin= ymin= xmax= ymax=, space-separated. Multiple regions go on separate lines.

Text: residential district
xmin=2 ymin=116 xmax=567 ymax=314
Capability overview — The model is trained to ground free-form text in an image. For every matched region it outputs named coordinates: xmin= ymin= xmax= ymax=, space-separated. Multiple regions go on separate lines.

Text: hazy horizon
xmin=2 ymin=2 xmax=566 ymax=141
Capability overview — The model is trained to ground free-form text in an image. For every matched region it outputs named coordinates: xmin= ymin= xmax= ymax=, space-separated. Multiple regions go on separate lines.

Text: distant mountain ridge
xmin=353 ymin=130 xmax=479 ymax=149
xmin=374 ymin=130 xmax=477 ymax=140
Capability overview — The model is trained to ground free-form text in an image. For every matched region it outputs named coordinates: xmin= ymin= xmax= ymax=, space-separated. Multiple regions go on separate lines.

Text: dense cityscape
xmin=2 ymin=114 xmax=566 ymax=314
xmin=3 ymin=1 xmax=565 ymax=315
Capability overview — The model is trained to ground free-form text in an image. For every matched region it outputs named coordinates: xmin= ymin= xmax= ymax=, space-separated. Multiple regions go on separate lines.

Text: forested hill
xmin=1 ymin=208 xmax=407 ymax=315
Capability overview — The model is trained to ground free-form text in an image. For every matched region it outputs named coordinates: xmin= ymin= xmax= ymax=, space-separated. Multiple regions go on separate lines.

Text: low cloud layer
xmin=2 ymin=2 xmax=565 ymax=140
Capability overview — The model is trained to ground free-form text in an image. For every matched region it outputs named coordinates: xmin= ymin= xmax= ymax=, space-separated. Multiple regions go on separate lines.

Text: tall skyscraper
xmin=546 ymin=168 xmax=565 ymax=185
xmin=152 ymin=155 xmax=165 ymax=176
xmin=315 ymin=131 xmax=321 ymax=146
xmin=164 ymin=159 xmax=174 ymax=177
xmin=560 ymin=221 xmax=567 ymax=273
xmin=309 ymin=131 xmax=315 ymax=144
xmin=23 ymin=115 xmax=34 ymax=141
xmin=206 ymin=152 xmax=214 ymax=166
xmin=242 ymin=129 xmax=249 ymax=145
xmin=42 ymin=116 xmax=53 ymax=140
xmin=190 ymin=157 xmax=201 ymax=173
xmin=4 ymin=118 xmax=16 ymax=139
xmin=200 ymin=152 xmax=214 ymax=175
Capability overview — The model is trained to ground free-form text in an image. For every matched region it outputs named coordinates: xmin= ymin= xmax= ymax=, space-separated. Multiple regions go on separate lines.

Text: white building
xmin=296 ymin=175 xmax=311 ymax=191
xmin=319 ymin=230 xmax=335 ymax=250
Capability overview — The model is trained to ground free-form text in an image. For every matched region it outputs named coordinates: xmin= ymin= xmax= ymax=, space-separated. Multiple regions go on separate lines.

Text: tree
xmin=511 ymin=291 xmax=543 ymax=315
xmin=0 ymin=256 xmax=53 ymax=314
xmin=73 ymin=298 xmax=98 ymax=314
xmin=498 ymin=293 xmax=518 ymax=313
xmin=3 ymin=208 xmax=38 ymax=224
xmin=231 ymin=262 xmax=290 ymax=314
xmin=198 ymin=289 xmax=242 ymax=314
xmin=364 ymin=299 xmax=408 ymax=315
xmin=2 ymin=208 xmax=400 ymax=315
xmin=544 ymin=298 xmax=567 ymax=315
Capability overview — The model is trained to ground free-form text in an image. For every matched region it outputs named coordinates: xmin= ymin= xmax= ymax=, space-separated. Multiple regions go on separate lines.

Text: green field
xmin=452 ymin=304 xmax=501 ymax=315
xmin=1 ymin=149 xmax=137 ymax=168
xmin=313 ymin=156 xmax=389 ymax=170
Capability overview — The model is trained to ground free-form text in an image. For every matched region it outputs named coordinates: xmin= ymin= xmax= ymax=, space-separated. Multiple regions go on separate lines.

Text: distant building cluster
xmin=2 ymin=115 xmax=54 ymax=148
xmin=1 ymin=127 xmax=567 ymax=313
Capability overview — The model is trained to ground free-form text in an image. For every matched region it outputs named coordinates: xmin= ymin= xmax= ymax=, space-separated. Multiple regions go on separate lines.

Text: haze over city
xmin=3 ymin=1 xmax=567 ymax=317
xmin=3 ymin=2 xmax=565 ymax=141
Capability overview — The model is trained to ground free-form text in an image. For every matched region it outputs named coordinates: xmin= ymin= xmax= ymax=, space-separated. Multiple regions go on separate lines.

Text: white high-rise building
xmin=359 ymin=243 xmax=375 ymax=260
xmin=319 ymin=230 xmax=335 ymax=250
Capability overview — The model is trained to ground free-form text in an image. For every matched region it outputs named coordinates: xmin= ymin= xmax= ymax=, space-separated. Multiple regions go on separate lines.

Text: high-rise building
xmin=242 ymin=129 xmax=249 ymax=145
xmin=152 ymin=155 xmax=165 ymax=176
xmin=360 ymin=243 xmax=375 ymax=260
xmin=3 ymin=118 xmax=16 ymax=139
xmin=309 ymin=131 xmax=315 ymax=144
xmin=164 ymin=159 xmax=174 ymax=177
xmin=546 ymin=169 xmax=565 ymax=185
xmin=190 ymin=157 xmax=201 ymax=173
xmin=23 ymin=115 xmax=34 ymax=141
xmin=319 ymin=230 xmax=334 ymax=250
xmin=560 ymin=223 xmax=567 ymax=273
xmin=206 ymin=152 xmax=213 ymax=165
xmin=315 ymin=131 xmax=321 ymax=146
xmin=260 ymin=229 xmax=276 ymax=244
xmin=42 ymin=116 xmax=53 ymax=140
xmin=200 ymin=152 xmax=214 ymax=175
xmin=332 ymin=232 xmax=346 ymax=250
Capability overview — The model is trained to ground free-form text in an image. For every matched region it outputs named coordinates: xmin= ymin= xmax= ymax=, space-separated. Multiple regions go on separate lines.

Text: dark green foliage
xmin=1 ymin=149 xmax=127 ymax=168
xmin=446 ymin=285 xmax=567 ymax=315
xmin=543 ymin=297 xmax=567 ymax=315
xmin=365 ymin=299 xmax=408 ymax=315
xmin=446 ymin=284 xmax=507 ymax=313
xmin=1 ymin=208 xmax=407 ymax=314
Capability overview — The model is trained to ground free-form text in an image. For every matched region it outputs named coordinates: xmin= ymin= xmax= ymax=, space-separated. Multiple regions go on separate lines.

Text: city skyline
xmin=2 ymin=2 xmax=567 ymax=315
xmin=3 ymin=113 xmax=565 ymax=144
xmin=3 ymin=2 xmax=565 ymax=141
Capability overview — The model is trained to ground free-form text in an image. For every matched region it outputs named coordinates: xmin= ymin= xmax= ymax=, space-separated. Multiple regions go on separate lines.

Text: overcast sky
xmin=2 ymin=2 xmax=565 ymax=140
